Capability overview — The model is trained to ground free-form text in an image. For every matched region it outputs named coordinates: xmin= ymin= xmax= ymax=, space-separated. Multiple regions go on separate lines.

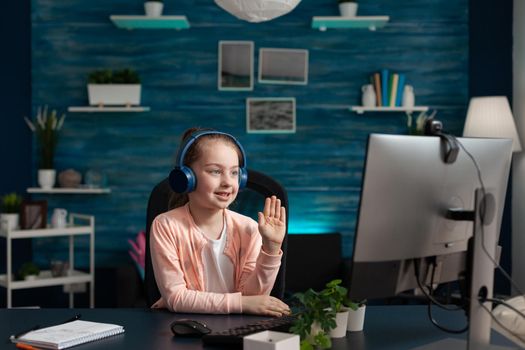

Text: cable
xmin=413 ymin=259 xmax=465 ymax=311
xmin=455 ymin=139 xmax=525 ymax=296
xmin=478 ymin=301 xmax=525 ymax=344
xmin=482 ymin=297 xmax=525 ymax=320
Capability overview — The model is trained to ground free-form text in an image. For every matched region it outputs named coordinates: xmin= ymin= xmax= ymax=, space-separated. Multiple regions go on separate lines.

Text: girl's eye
xmin=209 ymin=169 xmax=222 ymax=175
xmin=231 ymin=170 xmax=239 ymax=176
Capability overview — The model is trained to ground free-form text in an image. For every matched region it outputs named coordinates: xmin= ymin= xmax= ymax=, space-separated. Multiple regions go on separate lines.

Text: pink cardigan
xmin=150 ymin=204 xmax=282 ymax=314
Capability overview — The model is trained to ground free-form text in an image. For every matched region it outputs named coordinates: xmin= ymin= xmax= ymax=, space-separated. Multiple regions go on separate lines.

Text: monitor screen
xmin=348 ymin=134 xmax=512 ymax=301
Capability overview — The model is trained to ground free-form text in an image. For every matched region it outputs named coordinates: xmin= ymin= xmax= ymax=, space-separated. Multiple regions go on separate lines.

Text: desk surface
xmin=0 ymin=306 xmax=517 ymax=350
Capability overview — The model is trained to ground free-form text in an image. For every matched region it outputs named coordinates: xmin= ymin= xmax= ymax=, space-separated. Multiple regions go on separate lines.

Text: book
xmin=381 ymin=69 xmax=389 ymax=107
xmin=389 ymin=73 xmax=399 ymax=107
xmin=11 ymin=320 xmax=124 ymax=350
xmin=373 ymin=72 xmax=382 ymax=106
xmin=395 ymin=73 xmax=406 ymax=106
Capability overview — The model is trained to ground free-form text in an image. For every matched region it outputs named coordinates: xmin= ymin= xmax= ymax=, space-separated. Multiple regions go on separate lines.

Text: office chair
xmin=144 ymin=169 xmax=288 ymax=307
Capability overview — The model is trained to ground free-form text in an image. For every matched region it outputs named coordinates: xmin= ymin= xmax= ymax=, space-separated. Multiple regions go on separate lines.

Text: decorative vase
xmin=339 ymin=2 xmax=358 ymax=17
xmin=347 ymin=305 xmax=366 ymax=332
xmin=0 ymin=213 xmax=19 ymax=232
xmin=38 ymin=169 xmax=56 ymax=189
xmin=330 ymin=308 xmax=350 ymax=338
xmin=361 ymin=84 xmax=376 ymax=107
xmin=144 ymin=1 xmax=164 ymax=17
xmin=402 ymin=85 xmax=415 ymax=108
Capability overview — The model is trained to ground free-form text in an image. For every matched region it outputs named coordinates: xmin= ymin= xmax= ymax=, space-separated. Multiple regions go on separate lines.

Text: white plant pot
xmin=0 ymin=213 xmax=19 ymax=232
xmin=24 ymin=274 xmax=38 ymax=281
xmin=87 ymin=84 xmax=142 ymax=106
xmin=38 ymin=169 xmax=56 ymax=189
xmin=330 ymin=309 xmax=350 ymax=338
xmin=144 ymin=2 xmax=164 ymax=17
xmin=339 ymin=2 xmax=358 ymax=17
xmin=347 ymin=305 xmax=366 ymax=332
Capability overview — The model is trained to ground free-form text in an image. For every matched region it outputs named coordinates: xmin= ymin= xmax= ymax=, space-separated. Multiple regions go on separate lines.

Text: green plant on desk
xmin=291 ymin=279 xmax=358 ymax=350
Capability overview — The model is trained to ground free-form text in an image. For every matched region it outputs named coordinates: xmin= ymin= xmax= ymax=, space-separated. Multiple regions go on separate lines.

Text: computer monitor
xmin=348 ymin=134 xmax=513 ymax=349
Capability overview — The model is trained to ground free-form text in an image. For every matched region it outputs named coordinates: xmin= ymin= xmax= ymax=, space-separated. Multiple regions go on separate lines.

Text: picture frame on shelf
xmin=20 ymin=200 xmax=48 ymax=230
xmin=246 ymin=97 xmax=296 ymax=134
xmin=218 ymin=41 xmax=254 ymax=91
xmin=258 ymin=48 xmax=309 ymax=85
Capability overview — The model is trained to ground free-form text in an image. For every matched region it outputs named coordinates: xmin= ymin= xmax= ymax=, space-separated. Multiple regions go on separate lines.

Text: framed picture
xmin=246 ymin=97 xmax=296 ymax=134
xmin=218 ymin=41 xmax=254 ymax=91
xmin=20 ymin=200 xmax=47 ymax=230
xmin=258 ymin=48 xmax=309 ymax=85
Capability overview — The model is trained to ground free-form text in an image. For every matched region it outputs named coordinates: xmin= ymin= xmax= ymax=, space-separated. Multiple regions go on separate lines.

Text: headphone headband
xmin=175 ymin=130 xmax=247 ymax=169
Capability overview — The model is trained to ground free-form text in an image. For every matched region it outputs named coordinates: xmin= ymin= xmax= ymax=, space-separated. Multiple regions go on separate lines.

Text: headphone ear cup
xmin=169 ymin=166 xmax=196 ymax=193
xmin=238 ymin=168 xmax=248 ymax=189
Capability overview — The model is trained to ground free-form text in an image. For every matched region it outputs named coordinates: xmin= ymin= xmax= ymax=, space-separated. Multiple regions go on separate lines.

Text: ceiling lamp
xmin=214 ymin=0 xmax=301 ymax=23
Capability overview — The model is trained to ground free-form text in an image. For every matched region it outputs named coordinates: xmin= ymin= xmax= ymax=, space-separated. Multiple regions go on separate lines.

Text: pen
xmin=16 ymin=343 xmax=40 ymax=350
xmin=61 ymin=314 xmax=81 ymax=324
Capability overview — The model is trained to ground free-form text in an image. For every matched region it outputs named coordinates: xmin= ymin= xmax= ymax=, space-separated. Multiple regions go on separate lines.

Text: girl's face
xmin=187 ymin=138 xmax=240 ymax=211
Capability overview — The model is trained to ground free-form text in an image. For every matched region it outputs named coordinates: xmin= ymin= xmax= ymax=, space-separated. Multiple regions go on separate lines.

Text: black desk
xmin=0 ymin=306 xmax=517 ymax=349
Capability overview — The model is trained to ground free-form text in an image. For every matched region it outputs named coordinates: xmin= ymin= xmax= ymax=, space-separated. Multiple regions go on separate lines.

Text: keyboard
xmin=201 ymin=315 xmax=296 ymax=347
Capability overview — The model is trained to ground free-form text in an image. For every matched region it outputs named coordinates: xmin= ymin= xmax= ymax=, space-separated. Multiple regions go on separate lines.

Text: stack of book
xmin=369 ymin=69 xmax=406 ymax=107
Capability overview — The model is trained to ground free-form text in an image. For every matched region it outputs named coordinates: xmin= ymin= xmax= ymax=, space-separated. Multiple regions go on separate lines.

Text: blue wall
xmin=30 ymin=0 xmax=468 ymax=267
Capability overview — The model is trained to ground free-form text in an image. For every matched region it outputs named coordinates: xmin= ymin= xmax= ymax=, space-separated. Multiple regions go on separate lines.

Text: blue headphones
xmin=169 ymin=130 xmax=248 ymax=193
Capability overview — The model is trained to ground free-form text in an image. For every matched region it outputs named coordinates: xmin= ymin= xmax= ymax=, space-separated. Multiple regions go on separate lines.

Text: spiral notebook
xmin=11 ymin=320 xmax=124 ymax=349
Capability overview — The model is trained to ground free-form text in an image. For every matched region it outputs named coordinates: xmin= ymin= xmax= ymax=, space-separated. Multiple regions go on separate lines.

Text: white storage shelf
xmin=27 ymin=187 xmax=111 ymax=194
xmin=1 ymin=214 xmax=95 ymax=308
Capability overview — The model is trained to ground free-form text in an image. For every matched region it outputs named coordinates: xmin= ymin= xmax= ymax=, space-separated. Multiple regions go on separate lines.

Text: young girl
xmin=150 ymin=127 xmax=290 ymax=316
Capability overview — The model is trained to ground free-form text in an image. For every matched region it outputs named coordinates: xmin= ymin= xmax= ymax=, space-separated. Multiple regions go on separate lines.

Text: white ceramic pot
xmin=0 ymin=213 xmax=19 ymax=232
xmin=38 ymin=169 xmax=56 ymax=189
xmin=347 ymin=305 xmax=366 ymax=332
xmin=330 ymin=309 xmax=350 ymax=338
xmin=144 ymin=1 xmax=164 ymax=17
xmin=339 ymin=2 xmax=358 ymax=17
xmin=402 ymin=85 xmax=415 ymax=108
xmin=87 ymin=84 xmax=142 ymax=106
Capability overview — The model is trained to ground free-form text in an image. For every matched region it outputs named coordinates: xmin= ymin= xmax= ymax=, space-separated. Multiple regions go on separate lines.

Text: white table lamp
xmin=463 ymin=96 xmax=522 ymax=152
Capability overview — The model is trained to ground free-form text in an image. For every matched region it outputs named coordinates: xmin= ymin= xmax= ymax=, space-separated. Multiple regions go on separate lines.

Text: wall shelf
xmin=312 ymin=16 xmax=389 ymax=31
xmin=68 ymin=106 xmax=150 ymax=113
xmin=109 ymin=15 xmax=190 ymax=30
xmin=350 ymin=106 xmax=429 ymax=114
xmin=27 ymin=187 xmax=111 ymax=194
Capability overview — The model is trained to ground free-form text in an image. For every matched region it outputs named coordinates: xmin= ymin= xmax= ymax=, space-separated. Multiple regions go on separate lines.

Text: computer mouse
xmin=170 ymin=319 xmax=212 ymax=337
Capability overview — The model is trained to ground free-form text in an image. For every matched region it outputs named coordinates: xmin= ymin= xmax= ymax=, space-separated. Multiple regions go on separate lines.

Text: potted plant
xmin=346 ymin=299 xmax=367 ymax=332
xmin=290 ymin=279 xmax=353 ymax=350
xmin=18 ymin=262 xmax=40 ymax=281
xmin=338 ymin=0 xmax=358 ymax=17
xmin=24 ymin=106 xmax=66 ymax=189
xmin=144 ymin=0 xmax=164 ymax=17
xmin=87 ymin=68 xmax=141 ymax=107
xmin=0 ymin=193 xmax=23 ymax=231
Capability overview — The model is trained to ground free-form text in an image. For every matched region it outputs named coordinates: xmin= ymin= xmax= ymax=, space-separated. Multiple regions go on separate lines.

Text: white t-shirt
xmin=202 ymin=220 xmax=235 ymax=293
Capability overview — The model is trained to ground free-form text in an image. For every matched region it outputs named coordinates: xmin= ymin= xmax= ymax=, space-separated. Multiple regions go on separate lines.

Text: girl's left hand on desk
xmin=258 ymin=196 xmax=286 ymax=255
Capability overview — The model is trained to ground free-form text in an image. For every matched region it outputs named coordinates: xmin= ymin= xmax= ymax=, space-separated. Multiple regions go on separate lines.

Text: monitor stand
xmin=412 ymin=189 xmax=515 ymax=350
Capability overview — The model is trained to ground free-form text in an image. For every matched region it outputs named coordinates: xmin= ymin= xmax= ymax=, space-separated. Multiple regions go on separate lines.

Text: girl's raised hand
xmin=258 ymin=196 xmax=286 ymax=255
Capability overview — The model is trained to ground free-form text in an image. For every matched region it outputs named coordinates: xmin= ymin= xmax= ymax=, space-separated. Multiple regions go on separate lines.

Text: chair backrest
xmin=144 ymin=169 xmax=288 ymax=307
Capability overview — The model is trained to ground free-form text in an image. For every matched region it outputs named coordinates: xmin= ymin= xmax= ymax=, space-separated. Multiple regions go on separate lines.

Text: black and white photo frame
xmin=218 ymin=41 xmax=254 ymax=91
xmin=246 ymin=97 xmax=296 ymax=134
xmin=258 ymin=48 xmax=309 ymax=85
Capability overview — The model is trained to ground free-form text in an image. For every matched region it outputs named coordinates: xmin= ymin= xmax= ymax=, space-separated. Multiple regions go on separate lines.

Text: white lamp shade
xmin=463 ymin=96 xmax=522 ymax=152
xmin=214 ymin=0 xmax=301 ymax=23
